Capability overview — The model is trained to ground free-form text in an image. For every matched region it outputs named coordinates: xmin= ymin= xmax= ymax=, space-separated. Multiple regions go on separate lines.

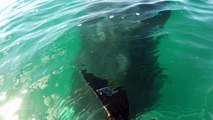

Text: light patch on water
xmin=0 ymin=75 xmax=4 ymax=86
xmin=135 ymin=12 xmax=140 ymax=16
xmin=202 ymin=84 xmax=213 ymax=119
xmin=45 ymin=94 xmax=59 ymax=119
xmin=0 ymin=92 xmax=6 ymax=101
xmin=0 ymin=98 xmax=22 ymax=120
xmin=55 ymin=83 xmax=59 ymax=87
xmin=1 ymin=47 xmax=11 ymax=56
xmin=95 ymin=22 xmax=106 ymax=42
xmin=137 ymin=110 xmax=170 ymax=120
xmin=21 ymin=89 xmax=28 ymax=94
xmin=15 ymin=71 xmax=32 ymax=86
xmin=0 ymin=35 xmax=13 ymax=44
xmin=44 ymin=96 xmax=52 ymax=107
xmin=109 ymin=15 xmax=114 ymax=19
xmin=52 ymin=67 xmax=64 ymax=75
xmin=116 ymin=53 xmax=129 ymax=73
xmin=41 ymin=51 xmax=66 ymax=64
xmin=14 ymin=2 xmax=39 ymax=14
xmin=43 ymin=94 xmax=76 ymax=120
xmin=30 ymin=75 xmax=50 ymax=90
xmin=41 ymin=56 xmax=51 ymax=64
xmin=77 ymin=24 xmax=82 ymax=27
xmin=0 ymin=0 xmax=17 ymax=10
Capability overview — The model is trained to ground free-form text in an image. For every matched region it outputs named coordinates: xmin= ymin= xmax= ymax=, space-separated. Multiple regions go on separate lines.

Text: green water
xmin=0 ymin=0 xmax=213 ymax=120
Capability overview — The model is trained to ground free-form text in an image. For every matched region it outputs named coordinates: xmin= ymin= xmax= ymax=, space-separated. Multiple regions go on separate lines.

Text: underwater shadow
xmin=70 ymin=1 xmax=171 ymax=119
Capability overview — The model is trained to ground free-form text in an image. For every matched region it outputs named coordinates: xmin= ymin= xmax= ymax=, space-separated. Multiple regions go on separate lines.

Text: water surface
xmin=0 ymin=0 xmax=213 ymax=120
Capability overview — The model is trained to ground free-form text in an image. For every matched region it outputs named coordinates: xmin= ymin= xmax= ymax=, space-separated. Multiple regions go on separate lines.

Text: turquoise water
xmin=0 ymin=0 xmax=213 ymax=120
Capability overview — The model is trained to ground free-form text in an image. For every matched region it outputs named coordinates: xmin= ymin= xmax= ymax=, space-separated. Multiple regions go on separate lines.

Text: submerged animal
xmin=71 ymin=1 xmax=171 ymax=119
xmin=80 ymin=69 xmax=129 ymax=120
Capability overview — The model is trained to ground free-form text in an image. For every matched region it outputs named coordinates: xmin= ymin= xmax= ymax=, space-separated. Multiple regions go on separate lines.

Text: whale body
xmin=71 ymin=1 xmax=171 ymax=119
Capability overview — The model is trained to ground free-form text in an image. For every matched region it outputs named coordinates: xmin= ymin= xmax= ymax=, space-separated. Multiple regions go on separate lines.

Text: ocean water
xmin=0 ymin=0 xmax=213 ymax=120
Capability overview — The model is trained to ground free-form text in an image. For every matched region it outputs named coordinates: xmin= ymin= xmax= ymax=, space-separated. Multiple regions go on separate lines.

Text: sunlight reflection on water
xmin=0 ymin=97 xmax=22 ymax=120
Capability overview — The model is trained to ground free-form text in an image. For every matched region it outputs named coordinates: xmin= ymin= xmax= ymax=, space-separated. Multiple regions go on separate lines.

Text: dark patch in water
xmin=71 ymin=1 xmax=171 ymax=119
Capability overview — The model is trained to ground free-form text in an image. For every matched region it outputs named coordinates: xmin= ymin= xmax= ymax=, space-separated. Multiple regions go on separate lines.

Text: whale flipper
xmin=80 ymin=69 xmax=130 ymax=120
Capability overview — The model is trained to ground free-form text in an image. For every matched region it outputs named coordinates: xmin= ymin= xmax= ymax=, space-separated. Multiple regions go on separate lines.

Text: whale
xmin=70 ymin=1 xmax=171 ymax=119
